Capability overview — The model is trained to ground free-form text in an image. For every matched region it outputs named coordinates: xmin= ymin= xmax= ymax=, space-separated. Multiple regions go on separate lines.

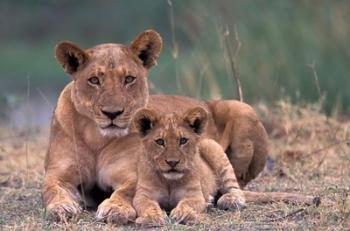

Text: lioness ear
xmin=55 ymin=41 xmax=89 ymax=74
xmin=133 ymin=108 xmax=160 ymax=137
xmin=129 ymin=30 xmax=162 ymax=69
xmin=183 ymin=107 xmax=208 ymax=134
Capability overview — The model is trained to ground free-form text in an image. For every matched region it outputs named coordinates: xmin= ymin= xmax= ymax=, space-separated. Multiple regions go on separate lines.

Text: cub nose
xmin=101 ymin=109 xmax=124 ymax=120
xmin=166 ymin=160 xmax=180 ymax=168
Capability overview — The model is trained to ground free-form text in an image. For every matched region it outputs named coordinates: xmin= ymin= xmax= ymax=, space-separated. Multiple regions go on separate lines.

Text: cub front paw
xmin=170 ymin=206 xmax=199 ymax=225
xmin=217 ymin=190 xmax=246 ymax=211
xmin=135 ymin=213 xmax=165 ymax=227
xmin=96 ymin=198 xmax=136 ymax=224
xmin=46 ymin=199 xmax=82 ymax=221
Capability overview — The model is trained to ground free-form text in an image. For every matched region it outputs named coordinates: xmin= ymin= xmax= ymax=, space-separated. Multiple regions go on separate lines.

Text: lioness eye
xmin=179 ymin=137 xmax=188 ymax=145
xmin=88 ymin=76 xmax=100 ymax=85
xmin=155 ymin=138 xmax=165 ymax=146
xmin=124 ymin=76 xmax=136 ymax=85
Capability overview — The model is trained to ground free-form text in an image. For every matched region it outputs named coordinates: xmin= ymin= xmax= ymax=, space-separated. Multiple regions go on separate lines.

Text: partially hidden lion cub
xmin=131 ymin=107 xmax=320 ymax=226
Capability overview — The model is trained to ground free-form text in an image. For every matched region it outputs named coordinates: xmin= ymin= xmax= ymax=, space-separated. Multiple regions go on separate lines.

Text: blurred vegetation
xmin=0 ymin=0 xmax=349 ymax=116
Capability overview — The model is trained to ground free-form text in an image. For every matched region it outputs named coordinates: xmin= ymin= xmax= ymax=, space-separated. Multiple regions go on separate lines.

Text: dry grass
xmin=0 ymin=101 xmax=349 ymax=230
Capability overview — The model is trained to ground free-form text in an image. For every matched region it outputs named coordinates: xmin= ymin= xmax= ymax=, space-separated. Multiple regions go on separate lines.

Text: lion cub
xmin=132 ymin=107 xmax=245 ymax=226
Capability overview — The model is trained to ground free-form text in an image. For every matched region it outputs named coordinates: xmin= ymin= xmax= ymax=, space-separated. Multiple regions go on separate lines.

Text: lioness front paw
xmin=96 ymin=198 xmax=136 ymax=224
xmin=170 ymin=206 xmax=199 ymax=225
xmin=46 ymin=199 xmax=82 ymax=221
xmin=217 ymin=190 xmax=246 ymax=211
xmin=135 ymin=213 xmax=165 ymax=227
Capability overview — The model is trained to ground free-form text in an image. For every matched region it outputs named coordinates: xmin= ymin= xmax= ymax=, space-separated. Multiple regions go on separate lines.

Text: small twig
xmin=167 ymin=0 xmax=178 ymax=60
xmin=36 ymin=88 xmax=53 ymax=108
xmin=223 ymin=24 xmax=243 ymax=101
xmin=316 ymin=152 xmax=328 ymax=168
xmin=233 ymin=24 xmax=242 ymax=58
xmin=167 ymin=0 xmax=183 ymax=94
xmin=316 ymin=135 xmax=349 ymax=168
xmin=25 ymin=75 xmax=30 ymax=187
xmin=196 ymin=61 xmax=210 ymax=98
xmin=262 ymin=208 xmax=305 ymax=222
xmin=303 ymin=138 xmax=349 ymax=158
xmin=306 ymin=60 xmax=322 ymax=100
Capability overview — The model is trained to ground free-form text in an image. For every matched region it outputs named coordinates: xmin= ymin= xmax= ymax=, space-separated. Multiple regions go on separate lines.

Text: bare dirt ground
xmin=0 ymin=101 xmax=349 ymax=230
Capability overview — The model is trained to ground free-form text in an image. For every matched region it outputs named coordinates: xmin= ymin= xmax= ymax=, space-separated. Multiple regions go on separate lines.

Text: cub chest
xmin=156 ymin=187 xmax=190 ymax=212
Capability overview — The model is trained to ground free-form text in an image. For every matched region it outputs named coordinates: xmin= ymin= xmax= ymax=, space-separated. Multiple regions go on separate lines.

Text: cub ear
xmin=55 ymin=41 xmax=89 ymax=74
xmin=183 ymin=107 xmax=208 ymax=134
xmin=133 ymin=108 xmax=160 ymax=137
xmin=129 ymin=30 xmax=162 ymax=69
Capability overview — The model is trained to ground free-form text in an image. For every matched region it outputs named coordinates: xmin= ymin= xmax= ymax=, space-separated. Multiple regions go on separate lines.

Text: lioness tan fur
xmin=43 ymin=30 xmax=162 ymax=222
xmin=43 ymin=29 xmax=269 ymax=223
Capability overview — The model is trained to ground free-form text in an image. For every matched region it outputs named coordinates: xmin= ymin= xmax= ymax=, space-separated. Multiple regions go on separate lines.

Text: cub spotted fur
xmin=132 ymin=107 xmax=246 ymax=225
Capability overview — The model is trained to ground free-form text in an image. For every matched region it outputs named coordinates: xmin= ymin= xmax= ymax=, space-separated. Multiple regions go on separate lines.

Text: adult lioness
xmin=43 ymin=30 xmax=162 ymax=220
xmin=43 ymin=29 xmax=268 ymax=223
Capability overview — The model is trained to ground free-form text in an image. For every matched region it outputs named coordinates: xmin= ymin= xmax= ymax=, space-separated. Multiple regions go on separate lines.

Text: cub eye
xmin=88 ymin=76 xmax=100 ymax=85
xmin=124 ymin=76 xmax=136 ymax=85
xmin=155 ymin=138 xmax=165 ymax=146
xmin=179 ymin=137 xmax=188 ymax=145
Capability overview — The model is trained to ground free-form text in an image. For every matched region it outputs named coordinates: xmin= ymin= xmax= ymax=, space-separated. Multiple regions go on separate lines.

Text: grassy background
xmin=0 ymin=102 xmax=349 ymax=230
xmin=0 ymin=1 xmax=349 ymax=230
xmin=0 ymin=0 xmax=350 ymax=123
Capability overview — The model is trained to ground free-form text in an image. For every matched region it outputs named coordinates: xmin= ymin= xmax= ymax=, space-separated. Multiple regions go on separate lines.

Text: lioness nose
xmin=166 ymin=160 xmax=180 ymax=168
xmin=101 ymin=109 xmax=124 ymax=120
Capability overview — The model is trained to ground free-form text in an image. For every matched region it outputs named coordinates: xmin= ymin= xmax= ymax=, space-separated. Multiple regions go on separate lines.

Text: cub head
xmin=133 ymin=107 xmax=208 ymax=180
xmin=55 ymin=30 xmax=162 ymax=137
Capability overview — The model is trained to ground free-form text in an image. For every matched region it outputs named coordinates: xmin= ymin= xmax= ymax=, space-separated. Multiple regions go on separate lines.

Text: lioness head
xmin=133 ymin=107 xmax=208 ymax=180
xmin=55 ymin=30 xmax=162 ymax=137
